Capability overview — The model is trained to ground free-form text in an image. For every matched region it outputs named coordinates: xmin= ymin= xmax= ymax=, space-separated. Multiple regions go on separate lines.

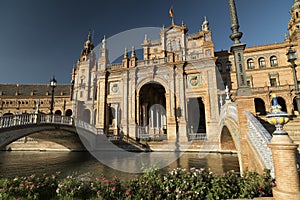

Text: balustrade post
xmin=267 ymin=94 xmax=300 ymax=200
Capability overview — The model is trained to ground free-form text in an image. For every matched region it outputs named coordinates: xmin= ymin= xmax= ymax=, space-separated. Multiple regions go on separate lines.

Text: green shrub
xmin=0 ymin=168 xmax=275 ymax=199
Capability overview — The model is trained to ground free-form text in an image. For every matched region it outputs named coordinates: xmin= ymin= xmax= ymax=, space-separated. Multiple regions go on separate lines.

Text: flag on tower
xmin=169 ymin=6 xmax=174 ymax=18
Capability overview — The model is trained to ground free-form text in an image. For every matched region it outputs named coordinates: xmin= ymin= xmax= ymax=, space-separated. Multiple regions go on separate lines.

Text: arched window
xmin=65 ymin=109 xmax=73 ymax=117
xmin=216 ymin=62 xmax=223 ymax=72
xmin=254 ymin=98 xmax=266 ymax=115
xmin=54 ymin=110 xmax=62 ymax=116
xmin=258 ymin=57 xmax=266 ymax=68
xmin=270 ymin=56 xmax=278 ymax=67
xmin=247 ymin=58 xmax=255 ymax=70
xmin=226 ymin=62 xmax=232 ymax=72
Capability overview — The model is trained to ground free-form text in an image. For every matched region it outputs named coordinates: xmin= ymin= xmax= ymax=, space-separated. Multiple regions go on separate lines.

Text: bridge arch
xmin=219 ymin=103 xmax=242 ymax=173
xmin=0 ymin=114 xmax=99 ymax=150
xmin=219 ymin=119 xmax=242 ymax=173
xmin=220 ymin=126 xmax=237 ymax=151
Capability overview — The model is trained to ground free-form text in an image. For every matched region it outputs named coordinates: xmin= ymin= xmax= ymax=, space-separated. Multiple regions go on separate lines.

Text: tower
xmin=289 ymin=0 xmax=300 ymax=42
xmin=73 ymin=32 xmax=96 ymax=123
xmin=228 ymin=0 xmax=251 ymax=96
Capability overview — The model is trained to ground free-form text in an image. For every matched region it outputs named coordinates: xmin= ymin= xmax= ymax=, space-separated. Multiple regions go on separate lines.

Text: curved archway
xmin=254 ymin=98 xmax=266 ymax=115
xmin=187 ymin=97 xmax=206 ymax=134
xmin=220 ymin=126 xmax=237 ymax=151
xmin=277 ymin=97 xmax=287 ymax=112
xmin=136 ymin=77 xmax=169 ymax=95
xmin=3 ymin=113 xmax=13 ymax=116
xmin=139 ymin=82 xmax=166 ymax=135
xmin=65 ymin=109 xmax=73 ymax=117
xmin=293 ymin=97 xmax=299 ymax=114
xmin=55 ymin=110 xmax=62 ymax=116
xmin=219 ymin=120 xmax=242 ymax=173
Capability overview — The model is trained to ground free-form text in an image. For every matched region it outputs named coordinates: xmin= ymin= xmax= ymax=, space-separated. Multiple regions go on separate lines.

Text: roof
xmin=0 ymin=84 xmax=71 ymax=97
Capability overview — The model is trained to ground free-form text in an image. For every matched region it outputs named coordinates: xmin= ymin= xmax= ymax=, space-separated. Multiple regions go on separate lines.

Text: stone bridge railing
xmin=0 ymin=113 xmax=100 ymax=135
xmin=219 ymin=102 xmax=239 ymax=126
xmin=245 ymin=111 xmax=274 ymax=177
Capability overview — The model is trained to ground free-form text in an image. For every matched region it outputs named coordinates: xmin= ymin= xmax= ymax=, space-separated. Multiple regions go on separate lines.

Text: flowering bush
xmin=0 ymin=173 xmax=58 ymax=199
xmin=0 ymin=168 xmax=275 ymax=199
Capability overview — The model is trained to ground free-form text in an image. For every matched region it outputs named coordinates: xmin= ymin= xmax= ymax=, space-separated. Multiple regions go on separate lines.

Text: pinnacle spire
xmin=124 ymin=48 xmax=128 ymax=59
xmin=169 ymin=6 xmax=174 ymax=25
xmin=202 ymin=16 xmax=209 ymax=31
xmin=102 ymin=35 xmax=106 ymax=49
xmin=228 ymin=0 xmax=243 ymax=44
xmin=131 ymin=46 xmax=136 ymax=58
xmin=87 ymin=31 xmax=91 ymax=41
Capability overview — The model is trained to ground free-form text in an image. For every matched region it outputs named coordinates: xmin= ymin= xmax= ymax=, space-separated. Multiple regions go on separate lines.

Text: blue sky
xmin=0 ymin=0 xmax=292 ymax=84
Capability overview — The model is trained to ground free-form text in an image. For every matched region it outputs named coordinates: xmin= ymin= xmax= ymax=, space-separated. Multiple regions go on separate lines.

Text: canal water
xmin=0 ymin=151 xmax=239 ymax=181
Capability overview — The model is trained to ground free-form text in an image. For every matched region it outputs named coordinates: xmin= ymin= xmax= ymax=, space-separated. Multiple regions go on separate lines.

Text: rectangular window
xmin=247 ymin=80 xmax=251 ymax=87
xmin=270 ymin=78 xmax=277 ymax=87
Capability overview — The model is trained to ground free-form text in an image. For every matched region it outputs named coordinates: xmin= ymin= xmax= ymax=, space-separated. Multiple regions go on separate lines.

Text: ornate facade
xmin=1 ymin=1 xmax=300 ymax=145
xmin=72 ymin=18 xmax=219 ymax=142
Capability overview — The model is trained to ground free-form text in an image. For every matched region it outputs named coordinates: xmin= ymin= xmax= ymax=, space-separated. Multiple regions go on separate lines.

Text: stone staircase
xmin=257 ymin=115 xmax=300 ymax=146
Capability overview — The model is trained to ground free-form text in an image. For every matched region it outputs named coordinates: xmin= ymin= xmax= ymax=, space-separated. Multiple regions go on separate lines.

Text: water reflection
xmin=0 ymin=151 xmax=239 ymax=180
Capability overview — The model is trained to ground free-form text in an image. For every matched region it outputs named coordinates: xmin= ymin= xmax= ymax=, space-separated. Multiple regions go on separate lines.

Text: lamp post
xmin=286 ymin=47 xmax=300 ymax=113
xmin=49 ymin=77 xmax=57 ymax=115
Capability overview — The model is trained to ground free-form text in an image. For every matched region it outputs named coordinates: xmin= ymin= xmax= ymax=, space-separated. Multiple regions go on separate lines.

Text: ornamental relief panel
xmin=109 ymin=81 xmax=120 ymax=94
xmin=187 ymin=74 xmax=201 ymax=88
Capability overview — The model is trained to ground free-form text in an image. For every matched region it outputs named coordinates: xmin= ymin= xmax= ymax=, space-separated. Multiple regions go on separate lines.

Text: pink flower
xmin=103 ymin=179 xmax=110 ymax=185
xmin=111 ymin=186 xmax=116 ymax=191
xmin=126 ymin=189 xmax=131 ymax=195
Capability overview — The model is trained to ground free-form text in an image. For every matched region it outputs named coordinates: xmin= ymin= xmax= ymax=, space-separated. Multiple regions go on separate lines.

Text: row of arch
xmin=246 ymin=56 xmax=278 ymax=70
xmin=1 ymin=100 xmax=47 ymax=106
xmin=216 ymin=55 xmax=280 ymax=73
xmin=2 ymin=109 xmax=73 ymax=117
xmin=254 ymin=96 xmax=298 ymax=115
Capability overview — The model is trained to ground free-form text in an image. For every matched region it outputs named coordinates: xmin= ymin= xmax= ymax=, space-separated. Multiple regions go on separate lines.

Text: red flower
xmin=126 ymin=189 xmax=131 ymax=195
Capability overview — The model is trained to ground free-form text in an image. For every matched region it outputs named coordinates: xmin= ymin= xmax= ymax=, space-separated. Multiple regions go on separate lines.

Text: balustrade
xmin=0 ymin=113 xmax=74 ymax=128
xmin=245 ymin=111 xmax=274 ymax=177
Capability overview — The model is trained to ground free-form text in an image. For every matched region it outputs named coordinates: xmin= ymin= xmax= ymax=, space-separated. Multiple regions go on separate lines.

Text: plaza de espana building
xmin=1 ymin=1 xmax=300 ymax=144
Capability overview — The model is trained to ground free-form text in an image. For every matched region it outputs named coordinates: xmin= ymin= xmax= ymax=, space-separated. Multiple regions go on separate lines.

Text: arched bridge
xmin=218 ymin=101 xmax=274 ymax=177
xmin=0 ymin=113 xmax=100 ymax=149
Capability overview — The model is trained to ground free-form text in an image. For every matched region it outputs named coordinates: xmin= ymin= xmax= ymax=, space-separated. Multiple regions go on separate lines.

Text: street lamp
xmin=286 ymin=47 xmax=300 ymax=113
xmin=49 ymin=76 xmax=57 ymax=114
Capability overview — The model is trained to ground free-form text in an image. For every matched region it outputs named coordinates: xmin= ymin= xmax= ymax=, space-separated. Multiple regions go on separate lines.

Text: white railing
xmin=245 ymin=111 xmax=274 ymax=177
xmin=0 ymin=114 xmax=100 ymax=135
xmin=139 ymin=133 xmax=167 ymax=141
xmin=228 ymin=103 xmax=238 ymax=123
xmin=188 ymin=133 xmax=207 ymax=141
xmin=219 ymin=102 xmax=238 ymax=126
xmin=74 ymin=118 xmax=98 ymax=135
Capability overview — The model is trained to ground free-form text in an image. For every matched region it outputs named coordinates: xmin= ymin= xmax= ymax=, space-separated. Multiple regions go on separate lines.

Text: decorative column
xmin=228 ymin=0 xmax=251 ymax=96
xmin=267 ymin=94 xmax=300 ymax=200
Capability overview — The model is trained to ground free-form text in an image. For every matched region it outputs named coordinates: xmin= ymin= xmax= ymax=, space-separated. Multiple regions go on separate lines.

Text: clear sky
xmin=0 ymin=0 xmax=292 ymax=84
